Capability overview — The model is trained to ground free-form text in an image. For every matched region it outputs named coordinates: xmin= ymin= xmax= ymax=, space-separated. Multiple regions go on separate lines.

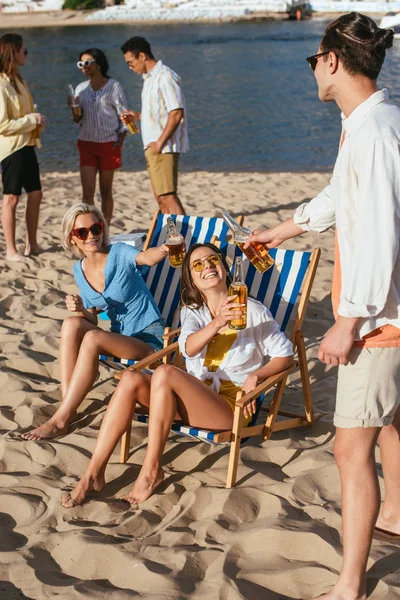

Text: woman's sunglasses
xmin=77 ymin=59 xmax=96 ymax=69
xmin=306 ymin=51 xmax=329 ymax=72
xmin=23 ymin=49 xmax=28 ymax=56
xmin=71 ymin=221 xmax=104 ymax=241
xmin=190 ymin=254 xmax=222 ymax=272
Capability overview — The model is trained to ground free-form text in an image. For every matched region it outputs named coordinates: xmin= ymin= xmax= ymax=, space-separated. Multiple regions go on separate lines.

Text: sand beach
xmin=0 ymin=169 xmax=399 ymax=599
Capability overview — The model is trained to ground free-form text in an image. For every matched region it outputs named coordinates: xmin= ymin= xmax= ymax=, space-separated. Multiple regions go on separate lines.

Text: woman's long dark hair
xmin=180 ymin=243 xmax=232 ymax=310
xmin=80 ymin=48 xmax=110 ymax=78
xmin=0 ymin=33 xmax=24 ymax=93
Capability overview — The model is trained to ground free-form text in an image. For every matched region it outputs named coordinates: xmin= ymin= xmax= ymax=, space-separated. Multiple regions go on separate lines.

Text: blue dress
xmin=73 ymin=243 xmax=161 ymax=336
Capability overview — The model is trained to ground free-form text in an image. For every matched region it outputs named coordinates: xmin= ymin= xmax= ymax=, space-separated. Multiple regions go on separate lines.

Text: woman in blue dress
xmin=22 ymin=202 xmax=168 ymax=441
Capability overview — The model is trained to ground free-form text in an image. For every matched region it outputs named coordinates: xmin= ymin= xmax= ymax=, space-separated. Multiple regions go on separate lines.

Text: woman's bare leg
xmin=24 ymin=189 xmax=42 ymax=256
xmin=59 ymin=316 xmax=98 ymax=398
xmin=2 ymin=193 xmax=22 ymax=261
xmin=62 ymin=370 xmax=152 ymax=508
xmin=21 ymin=329 xmax=155 ymax=441
xmin=126 ymin=364 xmax=234 ymax=504
xmin=99 ymin=169 xmax=115 ymax=225
xmin=80 ymin=166 xmax=97 ymax=205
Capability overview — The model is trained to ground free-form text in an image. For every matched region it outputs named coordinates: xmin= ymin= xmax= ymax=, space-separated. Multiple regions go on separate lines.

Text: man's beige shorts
xmin=334 ymin=346 xmax=400 ymax=428
xmin=145 ymin=148 xmax=179 ymax=196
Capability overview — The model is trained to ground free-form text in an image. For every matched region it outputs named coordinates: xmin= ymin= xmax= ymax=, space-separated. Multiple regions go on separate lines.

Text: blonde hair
xmin=61 ymin=203 xmax=109 ymax=258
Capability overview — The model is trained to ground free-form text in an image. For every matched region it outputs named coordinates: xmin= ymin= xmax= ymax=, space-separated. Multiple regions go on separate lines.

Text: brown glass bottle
xmin=228 ymin=257 xmax=248 ymax=330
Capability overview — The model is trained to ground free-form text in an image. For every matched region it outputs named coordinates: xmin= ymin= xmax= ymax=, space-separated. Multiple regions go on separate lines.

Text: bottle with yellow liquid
xmin=221 ymin=209 xmax=274 ymax=273
xmin=165 ymin=217 xmax=185 ymax=268
xmin=228 ymin=257 xmax=248 ymax=330
xmin=33 ymin=103 xmax=42 ymax=147
xmin=68 ymin=84 xmax=81 ymax=118
xmin=115 ymin=101 xmax=139 ymax=135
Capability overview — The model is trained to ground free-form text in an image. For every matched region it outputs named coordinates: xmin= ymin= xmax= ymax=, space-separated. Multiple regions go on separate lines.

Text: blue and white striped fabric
xmin=133 ymin=413 xmax=224 ymax=443
xmin=143 ymin=214 xmax=230 ymax=327
xmin=223 ymin=244 xmax=312 ymax=332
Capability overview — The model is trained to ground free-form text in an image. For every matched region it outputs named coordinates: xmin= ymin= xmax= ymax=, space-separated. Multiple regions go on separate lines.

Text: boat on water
xmin=380 ymin=12 xmax=400 ymax=39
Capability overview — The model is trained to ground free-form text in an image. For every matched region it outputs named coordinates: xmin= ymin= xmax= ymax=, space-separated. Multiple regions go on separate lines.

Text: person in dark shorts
xmin=0 ymin=33 xmax=46 ymax=261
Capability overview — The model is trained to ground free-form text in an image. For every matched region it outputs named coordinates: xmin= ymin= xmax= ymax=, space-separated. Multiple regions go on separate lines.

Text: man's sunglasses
xmin=71 ymin=221 xmax=104 ymax=241
xmin=77 ymin=59 xmax=96 ymax=69
xmin=306 ymin=51 xmax=329 ymax=72
xmin=190 ymin=254 xmax=222 ymax=272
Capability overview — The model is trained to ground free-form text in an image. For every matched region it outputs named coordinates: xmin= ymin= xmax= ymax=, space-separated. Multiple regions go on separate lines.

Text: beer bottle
xmin=221 ymin=209 xmax=274 ymax=273
xmin=33 ymin=103 xmax=41 ymax=146
xmin=165 ymin=217 xmax=185 ymax=268
xmin=68 ymin=84 xmax=81 ymax=118
xmin=228 ymin=257 xmax=248 ymax=330
xmin=115 ymin=101 xmax=139 ymax=135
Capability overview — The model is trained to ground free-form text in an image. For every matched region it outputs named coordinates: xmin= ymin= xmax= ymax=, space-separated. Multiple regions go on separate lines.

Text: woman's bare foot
xmin=375 ymin=509 xmax=400 ymax=536
xmin=62 ymin=472 xmax=105 ymax=508
xmin=21 ymin=418 xmax=69 ymax=441
xmin=24 ymin=245 xmax=44 ymax=257
xmin=124 ymin=468 xmax=165 ymax=505
xmin=6 ymin=251 xmax=27 ymax=262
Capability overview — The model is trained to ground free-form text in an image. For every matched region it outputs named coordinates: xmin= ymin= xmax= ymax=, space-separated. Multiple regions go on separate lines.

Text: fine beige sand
xmin=0 ymin=170 xmax=399 ymax=600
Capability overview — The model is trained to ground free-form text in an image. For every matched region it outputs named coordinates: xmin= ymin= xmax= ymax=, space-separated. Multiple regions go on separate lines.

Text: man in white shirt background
xmin=246 ymin=13 xmax=400 ymax=600
xmin=121 ymin=36 xmax=189 ymax=215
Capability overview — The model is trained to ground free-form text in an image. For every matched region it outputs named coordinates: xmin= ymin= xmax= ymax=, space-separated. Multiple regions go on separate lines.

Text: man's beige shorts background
xmin=334 ymin=346 xmax=400 ymax=428
xmin=145 ymin=148 xmax=179 ymax=197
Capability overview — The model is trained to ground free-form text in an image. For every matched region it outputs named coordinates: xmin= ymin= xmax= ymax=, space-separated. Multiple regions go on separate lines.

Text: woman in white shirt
xmin=69 ymin=48 xmax=128 ymax=224
xmin=61 ymin=242 xmax=293 ymax=508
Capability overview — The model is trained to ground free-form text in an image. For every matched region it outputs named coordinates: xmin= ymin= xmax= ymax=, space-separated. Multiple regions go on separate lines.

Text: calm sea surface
xmin=2 ymin=19 xmax=400 ymax=172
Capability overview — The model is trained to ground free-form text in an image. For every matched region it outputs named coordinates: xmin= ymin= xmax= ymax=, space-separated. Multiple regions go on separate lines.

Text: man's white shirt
xmin=294 ymin=89 xmax=400 ymax=339
xmin=140 ymin=60 xmax=189 ymax=154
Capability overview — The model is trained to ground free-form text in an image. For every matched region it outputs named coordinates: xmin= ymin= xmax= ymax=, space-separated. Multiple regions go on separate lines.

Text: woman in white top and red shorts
xmin=70 ymin=48 xmax=128 ymax=224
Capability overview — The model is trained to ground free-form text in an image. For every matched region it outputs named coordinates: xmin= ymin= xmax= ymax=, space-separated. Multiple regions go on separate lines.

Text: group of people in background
xmin=0 ymin=32 xmax=188 ymax=260
xmin=1 ymin=11 xmax=400 ymax=600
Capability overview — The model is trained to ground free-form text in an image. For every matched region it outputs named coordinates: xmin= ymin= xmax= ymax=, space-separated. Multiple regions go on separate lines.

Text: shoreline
xmin=0 ymin=8 xmax=378 ymax=29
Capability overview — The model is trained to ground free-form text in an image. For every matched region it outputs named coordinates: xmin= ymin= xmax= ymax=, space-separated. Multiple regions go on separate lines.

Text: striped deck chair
xmin=118 ymin=242 xmax=321 ymax=488
xmin=99 ymin=211 xmax=236 ymax=369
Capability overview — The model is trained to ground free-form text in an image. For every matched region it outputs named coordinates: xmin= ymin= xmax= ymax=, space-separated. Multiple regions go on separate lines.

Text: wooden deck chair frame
xmin=117 ymin=244 xmax=321 ymax=489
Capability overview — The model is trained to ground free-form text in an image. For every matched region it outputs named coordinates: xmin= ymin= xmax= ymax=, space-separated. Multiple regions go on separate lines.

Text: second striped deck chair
xmin=99 ymin=211 xmax=235 ymax=368
xmin=118 ymin=242 xmax=321 ymax=488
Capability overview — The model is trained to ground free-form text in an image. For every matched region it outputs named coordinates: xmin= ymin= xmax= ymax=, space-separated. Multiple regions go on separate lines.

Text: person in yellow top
xmin=0 ymin=33 xmax=46 ymax=261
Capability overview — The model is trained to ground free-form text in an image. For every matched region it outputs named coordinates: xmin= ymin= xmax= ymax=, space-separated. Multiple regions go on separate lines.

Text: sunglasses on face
xmin=190 ymin=254 xmax=222 ymax=272
xmin=306 ymin=51 xmax=329 ymax=72
xmin=23 ymin=48 xmax=28 ymax=56
xmin=71 ymin=221 xmax=104 ymax=241
xmin=77 ymin=59 xmax=96 ymax=69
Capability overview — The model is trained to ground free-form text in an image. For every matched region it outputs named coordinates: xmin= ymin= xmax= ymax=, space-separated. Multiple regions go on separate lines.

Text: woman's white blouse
xmin=178 ymin=299 xmax=294 ymax=393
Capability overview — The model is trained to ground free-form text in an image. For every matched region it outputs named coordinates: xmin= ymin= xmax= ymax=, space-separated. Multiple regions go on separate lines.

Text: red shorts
xmin=78 ymin=140 xmax=121 ymax=171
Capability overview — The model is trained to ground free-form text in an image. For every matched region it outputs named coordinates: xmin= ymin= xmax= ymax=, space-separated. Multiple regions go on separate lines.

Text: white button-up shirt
xmin=179 ymin=299 xmax=293 ymax=393
xmin=294 ymin=89 xmax=400 ymax=340
xmin=141 ymin=60 xmax=189 ymax=154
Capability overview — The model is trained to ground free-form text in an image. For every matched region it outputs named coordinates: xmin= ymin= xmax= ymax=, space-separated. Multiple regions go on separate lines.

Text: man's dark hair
xmin=321 ymin=12 xmax=394 ymax=80
xmin=79 ymin=48 xmax=109 ymax=78
xmin=120 ymin=36 xmax=154 ymax=59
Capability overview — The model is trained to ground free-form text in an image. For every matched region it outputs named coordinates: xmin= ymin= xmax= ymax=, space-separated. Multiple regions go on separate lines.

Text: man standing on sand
xmin=120 ymin=36 xmax=188 ymax=215
xmin=247 ymin=13 xmax=400 ymax=600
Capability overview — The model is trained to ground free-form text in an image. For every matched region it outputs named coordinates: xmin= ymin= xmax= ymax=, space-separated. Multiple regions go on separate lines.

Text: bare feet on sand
xmin=24 ymin=245 xmax=44 ymax=257
xmin=6 ymin=252 xmax=28 ymax=262
xmin=61 ymin=473 xmax=105 ymax=508
xmin=375 ymin=510 xmax=400 ymax=536
xmin=124 ymin=468 xmax=165 ymax=505
xmin=21 ymin=419 xmax=68 ymax=441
